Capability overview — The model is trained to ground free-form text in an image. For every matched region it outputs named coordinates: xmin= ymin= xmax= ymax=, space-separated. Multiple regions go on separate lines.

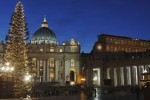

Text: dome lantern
xmin=41 ymin=17 xmax=48 ymax=27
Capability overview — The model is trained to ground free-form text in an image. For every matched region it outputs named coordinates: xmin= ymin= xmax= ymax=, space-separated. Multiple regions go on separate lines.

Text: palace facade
xmin=85 ymin=34 xmax=150 ymax=87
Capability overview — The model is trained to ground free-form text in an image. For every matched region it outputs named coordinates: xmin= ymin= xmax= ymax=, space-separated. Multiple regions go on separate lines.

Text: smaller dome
xmin=31 ymin=18 xmax=58 ymax=45
xmin=70 ymin=38 xmax=77 ymax=45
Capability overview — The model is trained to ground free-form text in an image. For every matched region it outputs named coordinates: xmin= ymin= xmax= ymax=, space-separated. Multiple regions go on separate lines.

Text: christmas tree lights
xmin=4 ymin=1 xmax=30 ymax=97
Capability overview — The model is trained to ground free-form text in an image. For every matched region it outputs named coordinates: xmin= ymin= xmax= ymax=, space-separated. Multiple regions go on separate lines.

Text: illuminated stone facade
xmin=29 ymin=19 xmax=81 ymax=85
xmin=0 ymin=19 xmax=81 ymax=85
xmin=93 ymin=34 xmax=150 ymax=53
xmin=1 ymin=26 xmax=150 ymax=87
xmin=86 ymin=34 xmax=150 ymax=87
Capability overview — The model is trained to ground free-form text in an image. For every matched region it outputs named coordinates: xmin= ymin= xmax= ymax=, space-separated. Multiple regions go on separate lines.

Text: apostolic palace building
xmin=86 ymin=34 xmax=150 ymax=87
xmin=0 ymin=2 xmax=150 ymax=90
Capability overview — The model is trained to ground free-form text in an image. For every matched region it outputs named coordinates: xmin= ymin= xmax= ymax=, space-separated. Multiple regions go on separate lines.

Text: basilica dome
xmin=31 ymin=18 xmax=58 ymax=45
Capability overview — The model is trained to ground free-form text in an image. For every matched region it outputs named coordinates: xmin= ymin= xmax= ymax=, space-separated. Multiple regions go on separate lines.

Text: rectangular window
xmin=50 ymin=73 xmax=54 ymax=81
xmin=71 ymin=59 xmax=75 ymax=67
xmin=40 ymin=60 xmax=43 ymax=67
xmin=50 ymin=69 xmax=54 ymax=72
xmin=40 ymin=48 xmax=43 ymax=52
xmin=50 ymin=48 xmax=54 ymax=52
xmin=50 ymin=59 xmax=54 ymax=67
xmin=107 ymin=46 xmax=109 ymax=50
xmin=60 ymin=49 xmax=63 ymax=52
xmin=71 ymin=47 xmax=76 ymax=52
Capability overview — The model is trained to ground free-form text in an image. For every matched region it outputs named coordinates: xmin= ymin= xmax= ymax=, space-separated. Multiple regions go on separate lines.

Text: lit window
xmin=71 ymin=46 xmax=76 ymax=52
xmin=115 ymin=47 xmax=117 ymax=51
xmin=40 ymin=48 xmax=43 ymax=52
xmin=125 ymin=48 xmax=128 ymax=52
xmin=50 ymin=73 xmax=54 ymax=81
xmin=115 ymin=41 xmax=118 ymax=44
xmin=135 ymin=49 xmax=138 ymax=52
xmin=50 ymin=59 xmax=54 ymax=67
xmin=50 ymin=48 xmax=54 ymax=52
xmin=50 ymin=69 xmax=54 ymax=72
xmin=110 ymin=38 xmax=113 ymax=43
xmin=40 ymin=60 xmax=43 ymax=66
xmin=60 ymin=49 xmax=63 ymax=52
xmin=107 ymin=46 xmax=109 ymax=50
xmin=121 ymin=40 xmax=124 ymax=44
xmin=71 ymin=59 xmax=75 ymax=67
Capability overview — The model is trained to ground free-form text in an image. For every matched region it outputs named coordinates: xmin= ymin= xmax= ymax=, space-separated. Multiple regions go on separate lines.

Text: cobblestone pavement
xmin=30 ymin=91 xmax=144 ymax=100
xmin=0 ymin=88 xmax=144 ymax=100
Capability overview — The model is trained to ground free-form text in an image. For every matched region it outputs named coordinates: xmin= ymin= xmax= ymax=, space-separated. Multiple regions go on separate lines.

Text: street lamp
xmin=0 ymin=62 xmax=14 ymax=74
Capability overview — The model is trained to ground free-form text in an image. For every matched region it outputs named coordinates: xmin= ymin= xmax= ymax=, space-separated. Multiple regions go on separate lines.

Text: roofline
xmin=99 ymin=34 xmax=150 ymax=42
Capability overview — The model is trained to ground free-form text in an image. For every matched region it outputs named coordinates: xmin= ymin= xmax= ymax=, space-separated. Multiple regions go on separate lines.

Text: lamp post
xmin=0 ymin=62 xmax=14 ymax=73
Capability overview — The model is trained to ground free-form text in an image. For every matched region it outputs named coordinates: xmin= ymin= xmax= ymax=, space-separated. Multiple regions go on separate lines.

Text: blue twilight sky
xmin=0 ymin=0 xmax=150 ymax=53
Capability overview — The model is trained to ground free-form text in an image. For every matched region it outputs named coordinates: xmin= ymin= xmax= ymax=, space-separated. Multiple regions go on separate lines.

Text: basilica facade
xmin=28 ymin=18 xmax=81 ymax=85
xmin=0 ymin=18 xmax=81 ymax=85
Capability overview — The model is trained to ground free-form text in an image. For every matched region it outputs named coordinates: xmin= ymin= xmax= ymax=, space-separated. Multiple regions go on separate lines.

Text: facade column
xmin=141 ymin=65 xmax=144 ymax=80
xmin=63 ymin=55 xmax=66 ymax=84
xmin=131 ymin=65 xmax=134 ymax=85
xmin=138 ymin=65 xmax=142 ymax=82
xmin=131 ymin=66 xmax=138 ymax=85
xmin=132 ymin=65 xmax=138 ymax=85
xmin=117 ymin=67 xmax=120 ymax=86
xmin=126 ymin=66 xmax=131 ymax=85
xmin=124 ymin=66 xmax=127 ymax=85
xmin=37 ymin=59 xmax=40 ymax=82
xmin=128 ymin=66 xmax=131 ymax=85
xmin=47 ymin=59 xmax=50 ymax=81
xmin=110 ymin=68 xmax=114 ymax=86
xmin=107 ymin=68 xmax=110 ymax=79
xmin=43 ymin=59 xmax=46 ymax=82
xmin=55 ymin=60 xmax=58 ymax=81
xmin=137 ymin=65 xmax=140 ymax=85
xmin=120 ymin=67 xmax=124 ymax=86
xmin=98 ymin=68 xmax=101 ymax=86
xmin=114 ymin=68 xmax=117 ymax=87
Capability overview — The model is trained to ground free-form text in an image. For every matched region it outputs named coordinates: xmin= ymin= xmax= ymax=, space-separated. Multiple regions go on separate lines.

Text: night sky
xmin=0 ymin=0 xmax=150 ymax=53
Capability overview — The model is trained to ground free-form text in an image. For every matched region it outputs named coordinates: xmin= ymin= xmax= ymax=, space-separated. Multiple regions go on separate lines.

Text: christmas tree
xmin=4 ymin=1 xmax=30 ymax=97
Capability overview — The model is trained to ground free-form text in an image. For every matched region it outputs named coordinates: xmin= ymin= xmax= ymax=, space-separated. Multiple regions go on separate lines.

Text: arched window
xmin=70 ymin=71 xmax=74 ymax=81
